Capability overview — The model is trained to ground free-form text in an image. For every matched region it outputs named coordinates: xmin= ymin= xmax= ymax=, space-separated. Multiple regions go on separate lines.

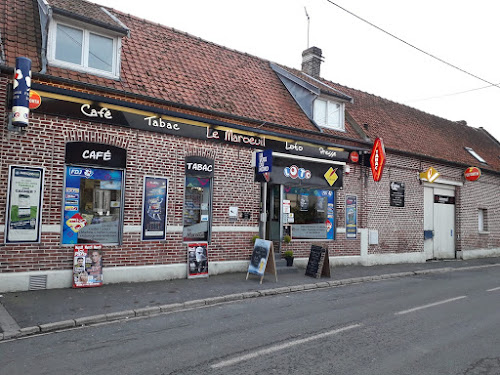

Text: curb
xmin=2 ymin=263 xmax=499 ymax=341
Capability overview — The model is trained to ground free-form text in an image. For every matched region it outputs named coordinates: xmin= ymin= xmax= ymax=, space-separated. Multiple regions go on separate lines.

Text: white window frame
xmin=478 ymin=208 xmax=489 ymax=233
xmin=48 ymin=17 xmax=121 ymax=79
xmin=313 ymin=97 xmax=345 ymax=131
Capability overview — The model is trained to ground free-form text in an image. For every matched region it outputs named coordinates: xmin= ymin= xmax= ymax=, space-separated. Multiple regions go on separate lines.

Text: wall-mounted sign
xmin=419 ymin=167 xmax=440 ymax=183
xmin=390 ymin=181 xmax=405 ymax=207
xmin=256 ymin=149 xmax=272 ymax=173
xmin=464 ymin=166 xmax=481 ymax=181
xmin=5 ymin=166 xmax=44 ymax=243
xmin=31 ymin=86 xmax=357 ymax=163
xmin=73 ymin=244 xmax=103 ymax=288
xmin=349 ymin=151 xmax=359 ymax=163
xmin=12 ymin=57 xmax=32 ymax=127
xmin=141 ymin=176 xmax=168 ymax=241
xmin=65 ymin=142 xmax=127 ymax=168
xmin=370 ymin=138 xmax=386 ymax=182
xmin=434 ymin=195 xmax=455 ymax=204
xmin=345 ymin=195 xmax=357 ymax=239
xmin=185 ymin=156 xmax=214 ymax=177
xmin=255 ymin=157 xmax=343 ymax=189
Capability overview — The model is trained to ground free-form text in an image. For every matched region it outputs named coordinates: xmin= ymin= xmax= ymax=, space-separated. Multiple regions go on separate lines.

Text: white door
xmin=424 ymin=185 xmax=456 ymax=259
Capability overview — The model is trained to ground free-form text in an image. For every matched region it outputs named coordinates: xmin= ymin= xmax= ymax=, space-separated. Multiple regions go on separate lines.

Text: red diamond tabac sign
xmin=370 ymin=138 xmax=386 ymax=182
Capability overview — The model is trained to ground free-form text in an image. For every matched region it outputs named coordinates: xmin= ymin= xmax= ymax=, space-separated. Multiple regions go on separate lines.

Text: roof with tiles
xmin=2 ymin=0 xmax=500 ymax=172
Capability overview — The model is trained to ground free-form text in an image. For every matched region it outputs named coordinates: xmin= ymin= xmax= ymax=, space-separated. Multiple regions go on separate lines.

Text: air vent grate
xmin=29 ymin=275 xmax=48 ymax=290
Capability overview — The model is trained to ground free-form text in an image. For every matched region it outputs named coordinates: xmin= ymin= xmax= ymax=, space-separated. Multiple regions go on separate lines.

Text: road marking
xmin=487 ymin=286 xmax=500 ymax=292
xmin=395 ymin=296 xmax=467 ymax=315
xmin=211 ymin=323 xmax=361 ymax=369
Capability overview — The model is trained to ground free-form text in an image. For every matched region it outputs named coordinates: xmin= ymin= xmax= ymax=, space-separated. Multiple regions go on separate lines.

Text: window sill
xmin=479 ymin=231 xmax=490 ymax=235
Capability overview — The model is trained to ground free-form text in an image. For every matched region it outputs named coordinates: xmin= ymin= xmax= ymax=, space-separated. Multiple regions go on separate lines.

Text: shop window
xmin=62 ymin=166 xmax=124 ymax=244
xmin=478 ymin=208 xmax=488 ymax=233
xmin=284 ymin=187 xmax=335 ymax=240
xmin=48 ymin=20 xmax=121 ymax=78
xmin=183 ymin=177 xmax=212 ymax=242
xmin=313 ymin=98 xmax=345 ymax=131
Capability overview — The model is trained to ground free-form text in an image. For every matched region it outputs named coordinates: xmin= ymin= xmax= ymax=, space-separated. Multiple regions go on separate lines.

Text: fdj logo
xmin=69 ymin=168 xmax=94 ymax=179
xmin=283 ymin=165 xmax=311 ymax=180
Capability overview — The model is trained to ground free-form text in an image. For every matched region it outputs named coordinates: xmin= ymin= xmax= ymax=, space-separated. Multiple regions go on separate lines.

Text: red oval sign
xmin=464 ymin=167 xmax=481 ymax=181
xmin=349 ymin=151 xmax=359 ymax=163
xmin=29 ymin=90 xmax=41 ymax=109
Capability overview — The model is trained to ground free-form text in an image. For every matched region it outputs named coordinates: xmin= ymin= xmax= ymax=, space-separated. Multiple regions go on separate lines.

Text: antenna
xmin=304 ymin=7 xmax=310 ymax=48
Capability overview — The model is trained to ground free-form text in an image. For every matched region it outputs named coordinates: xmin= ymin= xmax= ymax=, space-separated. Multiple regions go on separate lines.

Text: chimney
xmin=301 ymin=46 xmax=323 ymax=78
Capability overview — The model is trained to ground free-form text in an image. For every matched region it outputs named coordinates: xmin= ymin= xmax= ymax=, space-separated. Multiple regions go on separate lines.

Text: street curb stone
xmin=3 ymin=262 xmax=500 ymax=341
xmin=39 ymin=319 xmax=76 ymax=332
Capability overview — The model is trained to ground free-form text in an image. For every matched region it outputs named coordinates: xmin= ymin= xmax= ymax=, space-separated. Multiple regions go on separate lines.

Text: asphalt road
xmin=2 ymin=267 xmax=500 ymax=374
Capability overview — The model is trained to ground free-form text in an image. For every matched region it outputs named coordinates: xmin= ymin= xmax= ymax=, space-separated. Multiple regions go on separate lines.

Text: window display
xmin=284 ymin=186 xmax=335 ymax=240
xmin=62 ymin=166 xmax=123 ymax=244
xmin=183 ymin=177 xmax=211 ymax=242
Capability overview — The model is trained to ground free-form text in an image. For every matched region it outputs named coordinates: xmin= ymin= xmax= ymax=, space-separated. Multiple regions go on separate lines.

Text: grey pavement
xmin=1 ymin=256 xmax=500 ymax=341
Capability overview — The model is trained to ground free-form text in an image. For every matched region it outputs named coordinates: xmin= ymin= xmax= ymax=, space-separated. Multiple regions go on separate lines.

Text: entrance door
xmin=266 ymin=184 xmax=281 ymax=242
xmin=424 ymin=185 xmax=456 ymax=259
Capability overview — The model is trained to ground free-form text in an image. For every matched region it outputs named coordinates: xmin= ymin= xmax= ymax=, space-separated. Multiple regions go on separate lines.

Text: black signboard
xmin=390 ymin=182 xmax=405 ymax=207
xmin=31 ymin=88 xmax=357 ymax=163
xmin=434 ymin=195 xmax=455 ymax=205
xmin=305 ymin=244 xmax=330 ymax=278
xmin=185 ymin=156 xmax=214 ymax=177
xmin=65 ymin=142 xmax=127 ymax=168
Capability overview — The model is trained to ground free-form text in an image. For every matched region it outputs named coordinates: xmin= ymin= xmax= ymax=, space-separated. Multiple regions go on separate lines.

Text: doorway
xmin=424 ymin=185 xmax=456 ymax=259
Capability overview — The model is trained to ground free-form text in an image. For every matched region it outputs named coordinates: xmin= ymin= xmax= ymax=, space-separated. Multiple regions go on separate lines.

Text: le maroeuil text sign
xmin=31 ymin=88 xmax=352 ymax=162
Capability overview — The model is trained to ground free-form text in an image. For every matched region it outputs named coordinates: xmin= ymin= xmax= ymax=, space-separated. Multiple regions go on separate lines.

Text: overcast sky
xmin=96 ymin=0 xmax=500 ymax=142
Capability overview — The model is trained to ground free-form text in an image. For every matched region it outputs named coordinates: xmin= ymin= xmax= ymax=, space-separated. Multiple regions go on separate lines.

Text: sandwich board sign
xmin=246 ymin=238 xmax=277 ymax=284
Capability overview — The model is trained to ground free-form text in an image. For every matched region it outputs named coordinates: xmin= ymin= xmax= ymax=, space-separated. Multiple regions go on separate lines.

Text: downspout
xmin=37 ymin=0 xmax=52 ymax=74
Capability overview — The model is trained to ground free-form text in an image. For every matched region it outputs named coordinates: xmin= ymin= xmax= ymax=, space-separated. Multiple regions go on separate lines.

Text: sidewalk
xmin=1 ymin=257 xmax=500 ymax=340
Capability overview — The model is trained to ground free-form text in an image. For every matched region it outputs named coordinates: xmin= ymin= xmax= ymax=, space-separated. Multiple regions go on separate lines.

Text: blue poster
xmin=142 ymin=176 xmax=168 ymax=241
xmin=62 ymin=166 xmax=123 ymax=244
xmin=346 ymin=195 xmax=357 ymax=239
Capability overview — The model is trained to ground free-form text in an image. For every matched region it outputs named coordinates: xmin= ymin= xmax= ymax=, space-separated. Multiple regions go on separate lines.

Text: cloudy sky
xmin=96 ymin=0 xmax=500 ymax=142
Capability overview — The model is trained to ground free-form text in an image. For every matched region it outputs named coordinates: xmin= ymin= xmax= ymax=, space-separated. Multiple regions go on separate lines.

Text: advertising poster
xmin=62 ymin=166 xmax=123 ymax=244
xmin=247 ymin=239 xmax=272 ymax=277
xmin=346 ymin=195 xmax=357 ymax=239
xmin=73 ymin=244 xmax=103 ymax=288
xmin=5 ymin=166 xmax=44 ymax=243
xmin=142 ymin=176 xmax=168 ymax=241
xmin=187 ymin=243 xmax=209 ymax=278
xmin=390 ymin=182 xmax=405 ymax=207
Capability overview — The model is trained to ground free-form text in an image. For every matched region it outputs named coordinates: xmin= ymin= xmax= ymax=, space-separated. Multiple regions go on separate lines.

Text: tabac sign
xmin=370 ymin=138 xmax=386 ymax=182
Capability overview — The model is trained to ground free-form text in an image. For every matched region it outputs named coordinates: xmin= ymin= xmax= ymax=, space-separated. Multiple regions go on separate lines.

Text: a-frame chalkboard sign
xmin=246 ymin=239 xmax=278 ymax=284
xmin=305 ymin=244 xmax=331 ymax=278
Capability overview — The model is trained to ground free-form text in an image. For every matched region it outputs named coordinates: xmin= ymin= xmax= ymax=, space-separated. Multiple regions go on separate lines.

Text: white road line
xmin=211 ymin=323 xmax=361 ymax=369
xmin=395 ymin=296 xmax=467 ymax=316
xmin=487 ymin=286 xmax=500 ymax=292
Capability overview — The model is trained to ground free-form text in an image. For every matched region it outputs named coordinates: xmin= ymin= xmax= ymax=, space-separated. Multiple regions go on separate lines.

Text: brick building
xmin=1 ymin=0 xmax=499 ymax=292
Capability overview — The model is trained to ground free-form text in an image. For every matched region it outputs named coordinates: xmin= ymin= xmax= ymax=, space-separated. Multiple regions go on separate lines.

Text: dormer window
xmin=313 ymin=98 xmax=345 ymax=131
xmin=465 ymin=147 xmax=487 ymax=164
xmin=48 ymin=19 xmax=121 ymax=79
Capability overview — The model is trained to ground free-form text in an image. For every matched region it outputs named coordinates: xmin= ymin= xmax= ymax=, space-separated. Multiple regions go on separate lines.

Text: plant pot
xmin=285 ymin=256 xmax=294 ymax=267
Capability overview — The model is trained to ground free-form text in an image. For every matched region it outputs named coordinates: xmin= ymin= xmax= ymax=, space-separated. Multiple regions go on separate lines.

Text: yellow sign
xmin=324 ymin=167 xmax=339 ymax=186
xmin=419 ymin=167 xmax=440 ymax=183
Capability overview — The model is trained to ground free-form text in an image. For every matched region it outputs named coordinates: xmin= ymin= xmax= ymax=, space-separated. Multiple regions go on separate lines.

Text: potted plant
xmin=283 ymin=250 xmax=294 ymax=267
xmin=251 ymin=234 xmax=260 ymax=245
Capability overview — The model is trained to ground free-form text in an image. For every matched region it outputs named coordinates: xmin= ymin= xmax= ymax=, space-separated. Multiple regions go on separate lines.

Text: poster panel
xmin=73 ymin=244 xmax=103 ymax=288
xmin=346 ymin=195 xmax=357 ymax=239
xmin=5 ymin=166 xmax=44 ymax=243
xmin=247 ymin=239 xmax=272 ymax=277
xmin=187 ymin=242 xmax=209 ymax=278
xmin=141 ymin=176 xmax=168 ymax=241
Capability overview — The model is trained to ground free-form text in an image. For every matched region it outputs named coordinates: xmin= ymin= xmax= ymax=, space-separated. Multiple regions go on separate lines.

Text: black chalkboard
xmin=305 ymin=244 xmax=330 ymax=278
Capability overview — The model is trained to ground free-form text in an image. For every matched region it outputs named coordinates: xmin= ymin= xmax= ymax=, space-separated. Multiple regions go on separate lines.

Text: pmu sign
xmin=370 ymin=138 xmax=386 ymax=182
